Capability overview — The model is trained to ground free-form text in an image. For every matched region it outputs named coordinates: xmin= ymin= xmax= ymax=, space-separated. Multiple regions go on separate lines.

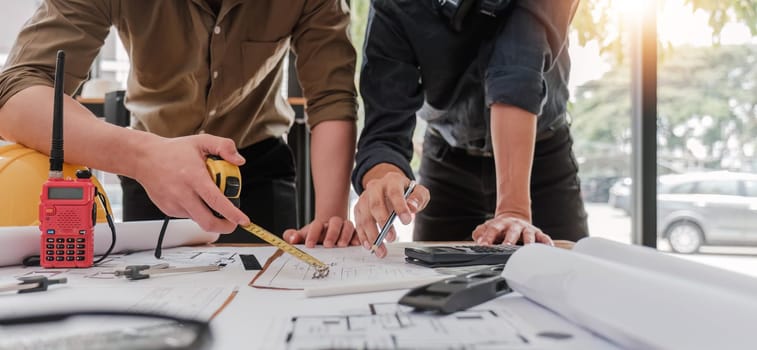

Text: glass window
xmin=743 ymin=181 xmax=757 ymax=197
xmin=694 ymin=181 xmax=740 ymax=196
xmin=665 ymin=182 xmax=696 ymax=194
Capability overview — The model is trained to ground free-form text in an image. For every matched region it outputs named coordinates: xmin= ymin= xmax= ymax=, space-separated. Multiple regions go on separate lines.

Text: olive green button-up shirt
xmin=0 ymin=0 xmax=357 ymax=148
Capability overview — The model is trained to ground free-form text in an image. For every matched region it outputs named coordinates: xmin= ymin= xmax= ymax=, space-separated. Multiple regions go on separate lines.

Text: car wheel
xmin=666 ymin=221 xmax=703 ymax=254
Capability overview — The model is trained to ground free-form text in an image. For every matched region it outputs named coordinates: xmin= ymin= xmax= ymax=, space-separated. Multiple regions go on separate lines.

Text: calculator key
xmin=46 ymin=250 xmax=54 ymax=255
xmin=46 ymin=238 xmax=55 ymax=243
xmin=76 ymin=256 xmax=85 ymax=261
xmin=67 ymin=244 xmax=75 ymax=249
xmin=67 ymin=238 xmax=75 ymax=243
xmin=46 ymin=244 xmax=54 ymax=249
xmin=56 ymin=250 xmax=65 ymax=255
xmin=67 ymin=250 xmax=75 ymax=255
xmin=57 ymin=244 xmax=65 ymax=249
xmin=56 ymin=238 xmax=65 ymax=243
xmin=55 ymin=256 xmax=64 ymax=261
xmin=76 ymin=244 xmax=86 ymax=249
xmin=76 ymin=238 xmax=85 ymax=243
xmin=77 ymin=250 xmax=85 ymax=255
xmin=66 ymin=256 xmax=75 ymax=261
xmin=45 ymin=256 xmax=54 ymax=261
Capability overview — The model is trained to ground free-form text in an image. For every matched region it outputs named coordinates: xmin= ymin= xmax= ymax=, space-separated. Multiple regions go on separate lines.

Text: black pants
xmin=120 ymin=137 xmax=297 ymax=243
xmin=414 ymin=126 xmax=589 ymax=242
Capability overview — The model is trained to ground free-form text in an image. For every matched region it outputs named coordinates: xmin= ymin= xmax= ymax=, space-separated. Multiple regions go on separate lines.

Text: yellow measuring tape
xmin=239 ymin=223 xmax=330 ymax=279
xmin=205 ymin=156 xmax=329 ymax=279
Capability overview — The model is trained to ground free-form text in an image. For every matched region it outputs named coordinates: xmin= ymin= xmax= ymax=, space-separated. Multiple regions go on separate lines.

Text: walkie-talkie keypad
xmin=43 ymin=235 xmax=91 ymax=266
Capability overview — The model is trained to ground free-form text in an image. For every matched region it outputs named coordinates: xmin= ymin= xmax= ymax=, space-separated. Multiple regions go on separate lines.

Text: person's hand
xmin=472 ymin=213 xmax=553 ymax=246
xmin=354 ymin=172 xmax=430 ymax=258
xmin=283 ymin=217 xmax=358 ymax=248
xmin=134 ymin=134 xmax=250 ymax=233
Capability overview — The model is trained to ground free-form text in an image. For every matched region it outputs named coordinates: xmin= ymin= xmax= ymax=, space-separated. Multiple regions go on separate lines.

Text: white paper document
xmin=251 ymin=244 xmax=447 ymax=289
xmin=0 ymin=219 xmax=219 ymax=267
xmin=0 ymin=284 xmax=236 ymax=321
xmin=240 ymin=292 xmax=619 ymax=350
xmin=503 ymin=237 xmax=757 ymax=350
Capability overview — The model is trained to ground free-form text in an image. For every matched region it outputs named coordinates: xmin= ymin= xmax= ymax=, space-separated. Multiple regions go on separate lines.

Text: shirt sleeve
xmin=351 ymin=0 xmax=423 ymax=194
xmin=0 ymin=0 xmax=112 ymax=109
xmin=485 ymin=0 xmax=579 ymax=116
xmin=291 ymin=0 xmax=358 ymax=129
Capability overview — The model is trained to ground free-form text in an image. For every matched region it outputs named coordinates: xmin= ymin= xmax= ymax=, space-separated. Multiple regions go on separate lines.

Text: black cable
xmin=93 ymin=189 xmax=116 ymax=265
xmin=154 ymin=216 xmax=171 ymax=259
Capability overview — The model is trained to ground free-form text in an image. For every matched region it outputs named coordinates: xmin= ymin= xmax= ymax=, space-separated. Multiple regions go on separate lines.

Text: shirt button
xmin=214 ymin=26 xmax=221 ymax=35
xmin=209 ymin=109 xmax=217 ymax=117
xmin=213 ymin=71 xmax=219 ymax=79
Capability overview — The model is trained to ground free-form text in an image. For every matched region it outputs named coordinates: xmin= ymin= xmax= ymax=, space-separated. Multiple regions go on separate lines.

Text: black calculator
xmin=405 ymin=245 xmax=520 ymax=267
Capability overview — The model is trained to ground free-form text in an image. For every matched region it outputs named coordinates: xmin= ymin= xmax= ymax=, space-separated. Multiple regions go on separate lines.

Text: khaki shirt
xmin=0 ymin=0 xmax=357 ymax=148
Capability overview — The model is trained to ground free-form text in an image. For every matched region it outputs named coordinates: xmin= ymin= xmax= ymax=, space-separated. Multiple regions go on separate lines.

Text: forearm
xmin=310 ymin=120 xmax=356 ymax=219
xmin=490 ymin=103 xmax=536 ymax=221
xmin=361 ymin=163 xmax=406 ymax=190
xmin=0 ymin=86 xmax=159 ymax=178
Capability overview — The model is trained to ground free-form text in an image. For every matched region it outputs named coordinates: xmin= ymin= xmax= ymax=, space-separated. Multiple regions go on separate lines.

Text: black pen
xmin=370 ymin=181 xmax=417 ymax=254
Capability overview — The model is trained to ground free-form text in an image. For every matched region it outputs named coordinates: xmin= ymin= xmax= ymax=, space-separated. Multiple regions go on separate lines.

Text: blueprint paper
xmin=213 ymin=287 xmax=620 ymax=350
xmin=251 ymin=243 xmax=447 ymax=289
xmin=503 ymin=238 xmax=757 ymax=350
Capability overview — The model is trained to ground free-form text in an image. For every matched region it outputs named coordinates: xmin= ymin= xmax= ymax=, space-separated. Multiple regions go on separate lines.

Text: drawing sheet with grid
xmin=223 ymin=288 xmax=621 ymax=350
xmin=251 ymin=243 xmax=447 ymax=289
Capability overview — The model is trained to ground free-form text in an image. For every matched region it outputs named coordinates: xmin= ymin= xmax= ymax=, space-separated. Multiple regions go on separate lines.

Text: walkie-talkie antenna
xmin=49 ymin=50 xmax=65 ymax=178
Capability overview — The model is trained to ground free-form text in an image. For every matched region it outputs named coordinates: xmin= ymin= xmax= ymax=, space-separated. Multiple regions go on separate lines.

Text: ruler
xmin=238 ymin=223 xmax=330 ymax=279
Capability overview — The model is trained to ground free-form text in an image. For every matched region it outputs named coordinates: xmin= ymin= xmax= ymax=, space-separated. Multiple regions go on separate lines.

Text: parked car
xmin=608 ymin=177 xmax=632 ymax=214
xmin=608 ymin=171 xmax=757 ymax=253
xmin=581 ymin=176 xmax=622 ymax=203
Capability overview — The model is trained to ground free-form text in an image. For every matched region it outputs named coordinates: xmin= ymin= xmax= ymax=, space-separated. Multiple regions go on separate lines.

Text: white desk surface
xmin=0 ymin=243 xmax=617 ymax=350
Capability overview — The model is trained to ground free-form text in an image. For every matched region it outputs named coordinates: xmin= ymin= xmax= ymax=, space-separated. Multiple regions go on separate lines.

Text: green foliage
xmin=571 ymin=44 xmax=757 ymax=173
xmin=573 ymin=0 xmax=757 ymax=62
xmin=686 ymin=0 xmax=757 ymax=41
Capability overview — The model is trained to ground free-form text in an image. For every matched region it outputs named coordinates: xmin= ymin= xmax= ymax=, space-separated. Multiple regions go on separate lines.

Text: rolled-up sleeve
xmin=0 ymin=0 xmax=112 ymax=109
xmin=351 ymin=0 xmax=423 ymax=193
xmin=291 ymin=0 xmax=358 ymax=129
xmin=485 ymin=0 xmax=578 ymax=116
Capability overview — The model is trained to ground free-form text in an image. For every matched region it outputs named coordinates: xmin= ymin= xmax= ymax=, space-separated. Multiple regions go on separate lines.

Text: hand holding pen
xmin=370 ymin=181 xmax=416 ymax=254
xmin=353 ymin=168 xmax=431 ymax=258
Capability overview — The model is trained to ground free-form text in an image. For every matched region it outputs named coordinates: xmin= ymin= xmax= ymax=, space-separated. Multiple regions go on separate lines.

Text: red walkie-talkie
xmin=39 ymin=50 xmax=97 ymax=268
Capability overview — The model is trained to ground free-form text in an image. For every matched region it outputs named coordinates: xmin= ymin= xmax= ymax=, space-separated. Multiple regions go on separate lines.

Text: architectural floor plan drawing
xmin=283 ymin=302 xmax=547 ymax=350
xmin=252 ymin=245 xmax=445 ymax=289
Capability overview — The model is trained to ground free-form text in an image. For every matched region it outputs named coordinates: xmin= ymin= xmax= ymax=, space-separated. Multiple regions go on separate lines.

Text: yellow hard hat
xmin=0 ymin=143 xmax=111 ymax=226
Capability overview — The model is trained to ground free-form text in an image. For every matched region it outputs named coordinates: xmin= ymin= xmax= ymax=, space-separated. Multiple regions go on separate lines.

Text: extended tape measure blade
xmin=238 ymin=223 xmax=329 ymax=279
